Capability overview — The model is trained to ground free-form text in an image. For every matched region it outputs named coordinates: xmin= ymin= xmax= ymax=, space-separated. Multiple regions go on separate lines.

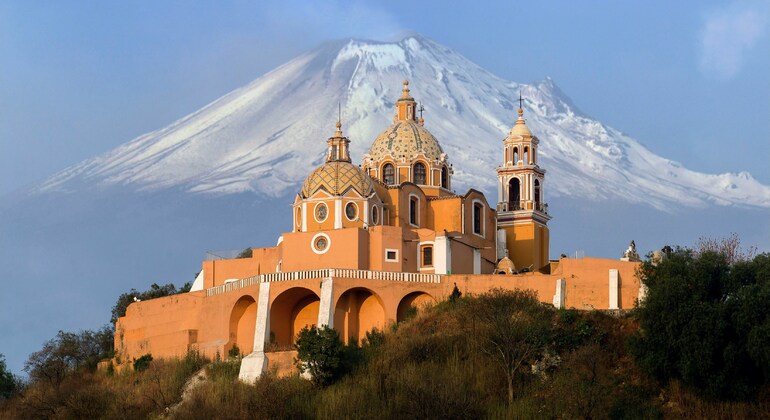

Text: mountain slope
xmin=33 ymin=35 xmax=770 ymax=210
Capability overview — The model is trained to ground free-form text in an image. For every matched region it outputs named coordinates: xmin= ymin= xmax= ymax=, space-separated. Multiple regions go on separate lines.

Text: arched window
xmin=523 ymin=147 xmax=529 ymax=164
xmin=473 ymin=203 xmax=483 ymax=235
xmin=534 ymin=179 xmax=541 ymax=209
xmin=409 ymin=196 xmax=419 ymax=226
xmin=513 ymin=147 xmax=519 ymax=164
xmin=440 ymin=166 xmax=448 ymax=188
xmin=508 ymin=178 xmax=521 ymax=210
xmin=383 ymin=163 xmax=395 ymax=185
xmin=413 ymin=162 xmax=426 ymax=185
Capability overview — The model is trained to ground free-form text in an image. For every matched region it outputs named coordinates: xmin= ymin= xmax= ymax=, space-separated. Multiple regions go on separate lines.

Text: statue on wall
xmin=621 ymin=240 xmax=641 ymax=262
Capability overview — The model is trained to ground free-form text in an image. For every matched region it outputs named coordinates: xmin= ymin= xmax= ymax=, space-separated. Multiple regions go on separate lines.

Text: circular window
xmin=371 ymin=206 xmax=379 ymax=225
xmin=311 ymin=233 xmax=331 ymax=254
xmin=345 ymin=202 xmax=358 ymax=221
xmin=315 ymin=203 xmax=328 ymax=222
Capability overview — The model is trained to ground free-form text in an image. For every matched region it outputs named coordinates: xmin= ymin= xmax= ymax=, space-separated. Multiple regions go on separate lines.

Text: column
xmin=317 ymin=277 xmax=334 ymax=328
xmin=239 ymin=281 xmax=271 ymax=383
xmin=553 ymin=278 xmax=565 ymax=309
xmin=433 ymin=236 xmax=451 ymax=275
xmin=609 ymin=269 xmax=619 ymax=310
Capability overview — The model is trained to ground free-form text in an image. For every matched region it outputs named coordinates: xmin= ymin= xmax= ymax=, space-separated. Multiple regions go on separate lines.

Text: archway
xmin=270 ymin=287 xmax=320 ymax=348
xmin=334 ymin=288 xmax=386 ymax=345
xmin=228 ymin=295 xmax=257 ymax=356
xmin=508 ymin=178 xmax=521 ymax=209
xmin=397 ymin=291 xmax=436 ymax=323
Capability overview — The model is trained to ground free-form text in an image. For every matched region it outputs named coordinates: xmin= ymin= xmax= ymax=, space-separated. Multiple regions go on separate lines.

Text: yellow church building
xmin=114 ymin=81 xmax=643 ymax=381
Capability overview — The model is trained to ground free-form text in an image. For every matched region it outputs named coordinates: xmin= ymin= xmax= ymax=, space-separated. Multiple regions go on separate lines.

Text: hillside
xmin=3 ymin=282 xmax=769 ymax=419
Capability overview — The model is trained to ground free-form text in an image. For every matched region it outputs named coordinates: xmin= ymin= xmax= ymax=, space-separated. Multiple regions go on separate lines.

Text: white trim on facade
xmin=385 ymin=248 xmax=399 ymax=262
xmin=311 ymin=232 xmax=332 ymax=255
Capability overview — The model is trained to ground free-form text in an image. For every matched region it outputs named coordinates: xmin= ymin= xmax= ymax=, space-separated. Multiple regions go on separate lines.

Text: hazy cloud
xmin=699 ymin=3 xmax=768 ymax=79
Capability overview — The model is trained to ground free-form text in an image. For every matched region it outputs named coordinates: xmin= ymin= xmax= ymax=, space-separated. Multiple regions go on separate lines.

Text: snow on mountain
xmin=34 ymin=35 xmax=770 ymax=210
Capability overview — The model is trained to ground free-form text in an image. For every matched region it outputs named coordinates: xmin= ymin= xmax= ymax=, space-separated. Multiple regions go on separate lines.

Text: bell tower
xmin=496 ymin=98 xmax=551 ymax=271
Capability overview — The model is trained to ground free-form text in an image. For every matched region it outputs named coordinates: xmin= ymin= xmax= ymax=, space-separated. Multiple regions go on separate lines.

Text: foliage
xmin=294 ymin=325 xmax=345 ymax=386
xmin=111 ymin=282 xmax=187 ymax=324
xmin=236 ymin=247 xmax=253 ymax=259
xmin=23 ymin=326 xmax=114 ymax=388
xmin=133 ymin=354 xmax=153 ymax=372
xmin=0 ymin=354 xmax=20 ymax=400
xmin=462 ymin=288 xmax=555 ymax=403
xmin=449 ymin=283 xmax=462 ymax=302
xmin=227 ymin=344 xmax=241 ymax=359
xmin=630 ymin=245 xmax=770 ymax=400
xmin=696 ymin=232 xmax=757 ymax=264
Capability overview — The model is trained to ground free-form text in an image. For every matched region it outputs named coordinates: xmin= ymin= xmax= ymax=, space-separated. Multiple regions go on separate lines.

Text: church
xmin=114 ymin=81 xmax=643 ymax=381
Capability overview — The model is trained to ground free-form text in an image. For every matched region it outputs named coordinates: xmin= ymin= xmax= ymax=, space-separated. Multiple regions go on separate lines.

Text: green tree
xmin=465 ymin=288 xmax=554 ymax=404
xmin=111 ymin=282 xmax=183 ymax=324
xmin=294 ymin=325 xmax=345 ymax=386
xmin=0 ymin=353 xmax=20 ymax=400
xmin=24 ymin=326 xmax=114 ymax=388
xmin=630 ymin=247 xmax=770 ymax=400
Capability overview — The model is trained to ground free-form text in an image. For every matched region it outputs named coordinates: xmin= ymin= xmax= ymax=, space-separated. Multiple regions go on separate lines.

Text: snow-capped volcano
xmin=34 ymin=35 xmax=770 ymax=210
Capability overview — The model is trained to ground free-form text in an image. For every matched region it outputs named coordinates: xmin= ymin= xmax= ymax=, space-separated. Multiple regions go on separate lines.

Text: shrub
xmin=630 ymin=247 xmax=770 ymax=400
xmin=294 ymin=325 xmax=345 ymax=386
xmin=111 ymin=282 xmax=186 ymax=324
xmin=133 ymin=354 xmax=153 ymax=372
xmin=0 ymin=354 xmax=20 ymax=400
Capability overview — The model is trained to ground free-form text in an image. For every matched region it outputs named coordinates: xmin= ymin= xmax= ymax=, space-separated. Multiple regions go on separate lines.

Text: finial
xmin=335 ymin=103 xmax=343 ymax=136
xmin=402 ymin=79 xmax=410 ymax=97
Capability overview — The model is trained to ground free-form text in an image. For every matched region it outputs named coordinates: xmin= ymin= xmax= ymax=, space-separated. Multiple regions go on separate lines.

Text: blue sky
xmin=1 ymin=0 xmax=769 ymax=195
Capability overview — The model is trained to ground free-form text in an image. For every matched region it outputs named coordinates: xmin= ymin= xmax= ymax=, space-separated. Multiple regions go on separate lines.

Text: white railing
xmin=205 ymin=268 xmax=442 ymax=296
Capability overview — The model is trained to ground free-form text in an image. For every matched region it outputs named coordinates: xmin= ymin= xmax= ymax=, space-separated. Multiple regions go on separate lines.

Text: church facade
xmin=114 ymin=81 xmax=643 ymax=381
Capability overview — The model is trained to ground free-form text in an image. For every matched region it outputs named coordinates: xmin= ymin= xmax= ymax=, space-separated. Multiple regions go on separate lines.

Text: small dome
xmin=496 ymin=256 xmax=516 ymax=274
xmin=507 ymin=108 xmax=532 ymax=139
xmin=368 ymin=120 xmax=444 ymax=162
xmin=509 ymin=120 xmax=532 ymax=138
xmin=301 ymin=161 xmax=375 ymax=198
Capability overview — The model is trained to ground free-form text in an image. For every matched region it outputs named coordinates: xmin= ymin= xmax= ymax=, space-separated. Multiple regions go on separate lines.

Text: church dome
xmin=301 ymin=161 xmax=375 ymax=198
xmin=368 ymin=120 xmax=444 ymax=162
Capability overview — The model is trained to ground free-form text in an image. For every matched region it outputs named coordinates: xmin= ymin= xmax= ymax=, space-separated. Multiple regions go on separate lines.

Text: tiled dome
xmin=368 ymin=120 xmax=444 ymax=162
xmin=301 ymin=161 xmax=375 ymax=198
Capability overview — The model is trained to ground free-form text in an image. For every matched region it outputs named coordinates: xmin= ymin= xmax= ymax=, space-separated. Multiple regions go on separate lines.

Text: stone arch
xmin=228 ymin=295 xmax=257 ymax=355
xmin=397 ymin=291 xmax=437 ymax=322
xmin=334 ymin=287 xmax=386 ymax=345
xmin=270 ymin=287 xmax=320 ymax=348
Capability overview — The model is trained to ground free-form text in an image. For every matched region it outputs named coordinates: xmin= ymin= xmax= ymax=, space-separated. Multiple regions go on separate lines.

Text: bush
xmin=111 ymin=282 xmax=188 ymax=324
xmin=133 ymin=354 xmax=153 ymax=372
xmin=630 ymin=247 xmax=770 ymax=400
xmin=24 ymin=327 xmax=114 ymax=388
xmin=294 ymin=325 xmax=345 ymax=386
xmin=0 ymin=354 xmax=20 ymax=400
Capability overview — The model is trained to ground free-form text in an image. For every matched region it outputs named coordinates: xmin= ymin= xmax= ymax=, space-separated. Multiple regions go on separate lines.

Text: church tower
xmin=496 ymin=99 xmax=551 ymax=271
